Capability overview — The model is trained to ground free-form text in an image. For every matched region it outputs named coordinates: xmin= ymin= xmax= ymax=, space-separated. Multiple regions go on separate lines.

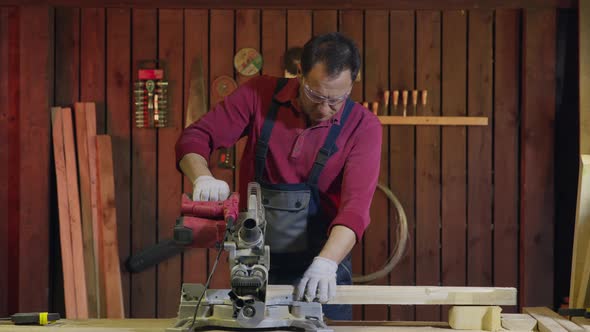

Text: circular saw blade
xmin=234 ymin=48 xmax=263 ymax=76
xmin=211 ymin=75 xmax=238 ymax=102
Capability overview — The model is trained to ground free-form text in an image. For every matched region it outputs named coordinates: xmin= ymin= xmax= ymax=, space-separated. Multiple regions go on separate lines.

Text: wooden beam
xmin=524 ymin=307 xmax=585 ymax=332
xmin=378 ymin=116 xmax=488 ymax=126
xmin=265 ymin=285 xmax=516 ymax=305
xmin=0 ymin=0 xmax=577 ymax=9
xmin=570 ymin=155 xmax=590 ymax=308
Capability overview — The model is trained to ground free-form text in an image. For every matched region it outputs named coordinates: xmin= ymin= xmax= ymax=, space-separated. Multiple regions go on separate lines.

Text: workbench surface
xmin=0 ymin=319 xmax=486 ymax=332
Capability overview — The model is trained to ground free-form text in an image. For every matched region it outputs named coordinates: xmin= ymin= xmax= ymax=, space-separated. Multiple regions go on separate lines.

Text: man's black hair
xmin=300 ymin=32 xmax=361 ymax=82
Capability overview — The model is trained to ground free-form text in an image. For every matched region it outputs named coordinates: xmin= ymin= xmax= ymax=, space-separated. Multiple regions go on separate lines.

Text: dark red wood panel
xmin=2 ymin=0 xmax=577 ymax=9
xmin=520 ymin=8 xmax=556 ymax=307
xmin=182 ymin=8 xmax=209 ymax=286
xmin=157 ymin=8 xmax=183 ymax=318
xmin=415 ymin=10 xmax=441 ymax=321
xmin=131 ymin=8 xmax=158 ymax=318
xmin=106 ymin=7 xmax=132 ymax=316
xmin=441 ymin=9 xmax=467 ymax=321
xmin=80 ymin=8 xmax=106 ymax=134
xmin=0 ymin=6 xmax=19 ymax=318
xmin=441 ymin=10 xmax=467 ymax=285
xmin=363 ymin=9 xmax=389 ymax=321
xmin=467 ymin=10 xmax=494 ymax=288
xmin=287 ymin=10 xmax=311 ymax=48
xmin=235 ymin=9 xmax=260 ymax=193
xmin=18 ymin=5 xmax=52 ymax=312
xmin=338 ymin=9 xmax=363 ymax=321
xmin=388 ymin=10 xmax=416 ymax=322
xmin=493 ymin=9 xmax=520 ymax=313
xmin=55 ymin=7 xmax=80 ymax=106
xmin=208 ymin=9 xmax=235 ymax=290
xmin=261 ymin=10 xmax=285 ymax=77
xmin=313 ymin=10 xmax=337 ymax=35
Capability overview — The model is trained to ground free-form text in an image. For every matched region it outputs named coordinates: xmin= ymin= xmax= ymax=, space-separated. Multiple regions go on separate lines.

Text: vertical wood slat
xmin=182 ymin=9 xmax=209 ymax=286
xmin=363 ymin=9 xmax=389 ymax=321
xmin=0 ymin=6 xmax=20 ymax=318
xmin=131 ymin=8 xmax=158 ymax=318
xmin=520 ymin=8 xmax=556 ymax=307
xmin=441 ymin=9 xmax=467 ymax=322
xmin=261 ymin=10 xmax=286 ymax=77
xmin=389 ymin=10 xmax=416 ymax=322
xmin=467 ymin=9 xmax=494 ymax=288
xmin=493 ymin=9 xmax=519 ymax=313
xmin=415 ymin=10 xmax=441 ymax=321
xmin=157 ymin=9 xmax=183 ymax=318
xmin=74 ymin=102 xmax=99 ymax=318
xmin=95 ymin=135 xmax=125 ymax=318
xmin=313 ymin=10 xmax=337 ymax=35
xmin=51 ymin=107 xmax=77 ymax=319
xmin=235 ymin=9 xmax=260 ymax=195
xmin=337 ymin=9 xmax=363 ymax=321
xmin=55 ymin=7 xmax=80 ymax=106
xmin=19 ymin=6 xmax=51 ymax=313
xmin=106 ymin=7 xmax=132 ymax=316
xmin=81 ymin=8 xmax=106 ymax=134
xmin=288 ymin=10 xmax=312 ymax=48
xmin=208 ymin=9 xmax=235 ymax=290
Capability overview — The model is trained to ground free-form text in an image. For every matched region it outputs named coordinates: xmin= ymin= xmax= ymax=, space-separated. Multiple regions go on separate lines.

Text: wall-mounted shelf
xmin=378 ymin=116 xmax=488 ymax=126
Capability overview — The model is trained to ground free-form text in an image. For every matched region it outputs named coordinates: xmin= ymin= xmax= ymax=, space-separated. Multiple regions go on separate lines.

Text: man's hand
xmin=296 ymin=256 xmax=338 ymax=304
xmin=192 ymin=175 xmax=230 ymax=201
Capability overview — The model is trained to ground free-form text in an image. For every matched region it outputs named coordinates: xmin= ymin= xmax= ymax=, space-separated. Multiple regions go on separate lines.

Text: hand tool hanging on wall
xmin=412 ymin=90 xmax=418 ymax=115
xmin=393 ymin=90 xmax=399 ymax=115
xmin=402 ymin=90 xmax=409 ymax=116
xmin=422 ymin=90 xmax=428 ymax=113
xmin=134 ymin=60 xmax=168 ymax=128
xmin=382 ymin=90 xmax=390 ymax=115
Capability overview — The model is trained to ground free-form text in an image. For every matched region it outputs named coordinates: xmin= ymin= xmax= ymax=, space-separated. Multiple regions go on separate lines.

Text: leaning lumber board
xmin=524 ymin=307 xmax=584 ymax=332
xmin=84 ymin=103 xmax=105 ymax=317
xmin=95 ymin=135 xmax=125 ymax=318
xmin=570 ymin=155 xmax=590 ymax=308
xmin=267 ymin=285 xmax=517 ymax=305
xmin=51 ymin=107 xmax=77 ymax=319
xmin=62 ymin=107 xmax=89 ymax=319
xmin=501 ymin=313 xmax=538 ymax=331
xmin=571 ymin=317 xmax=590 ymax=332
xmin=74 ymin=102 xmax=99 ymax=318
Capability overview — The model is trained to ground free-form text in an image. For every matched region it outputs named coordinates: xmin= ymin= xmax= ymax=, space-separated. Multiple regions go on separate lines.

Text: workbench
xmin=0 ymin=319 xmax=478 ymax=332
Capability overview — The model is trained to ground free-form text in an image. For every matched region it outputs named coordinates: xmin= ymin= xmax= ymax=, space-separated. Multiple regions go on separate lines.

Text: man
xmin=175 ymin=32 xmax=382 ymax=320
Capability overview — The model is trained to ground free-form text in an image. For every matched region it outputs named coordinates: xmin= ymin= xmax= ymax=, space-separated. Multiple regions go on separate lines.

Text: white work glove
xmin=192 ymin=175 xmax=230 ymax=201
xmin=296 ymin=256 xmax=338 ymax=304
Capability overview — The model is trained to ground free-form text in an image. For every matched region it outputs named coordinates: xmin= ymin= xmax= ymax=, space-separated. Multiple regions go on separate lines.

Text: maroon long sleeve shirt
xmin=175 ymin=75 xmax=382 ymax=242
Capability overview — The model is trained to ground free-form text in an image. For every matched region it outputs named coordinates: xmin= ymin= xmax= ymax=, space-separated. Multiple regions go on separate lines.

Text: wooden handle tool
xmin=383 ymin=90 xmax=390 ymax=115
xmin=402 ymin=90 xmax=408 ymax=117
xmin=371 ymin=102 xmax=379 ymax=115
xmin=393 ymin=90 xmax=399 ymax=114
xmin=412 ymin=90 xmax=418 ymax=115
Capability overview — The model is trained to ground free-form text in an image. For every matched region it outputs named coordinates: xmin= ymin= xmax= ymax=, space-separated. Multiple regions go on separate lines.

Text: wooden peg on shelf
xmin=392 ymin=90 xmax=399 ymax=115
xmin=383 ymin=90 xmax=390 ymax=115
xmin=412 ymin=90 xmax=418 ymax=115
xmin=371 ymin=102 xmax=379 ymax=116
xmin=402 ymin=90 xmax=408 ymax=117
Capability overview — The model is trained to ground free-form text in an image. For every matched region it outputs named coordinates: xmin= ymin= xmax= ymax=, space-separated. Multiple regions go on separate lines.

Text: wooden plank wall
xmin=0 ymin=6 xmax=562 ymax=320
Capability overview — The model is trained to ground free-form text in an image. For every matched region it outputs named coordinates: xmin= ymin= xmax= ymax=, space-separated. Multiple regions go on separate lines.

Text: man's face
xmin=298 ymin=63 xmax=353 ymax=123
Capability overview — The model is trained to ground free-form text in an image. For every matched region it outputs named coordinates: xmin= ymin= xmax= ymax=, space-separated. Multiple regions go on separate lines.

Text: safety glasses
xmin=302 ymin=79 xmax=352 ymax=106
